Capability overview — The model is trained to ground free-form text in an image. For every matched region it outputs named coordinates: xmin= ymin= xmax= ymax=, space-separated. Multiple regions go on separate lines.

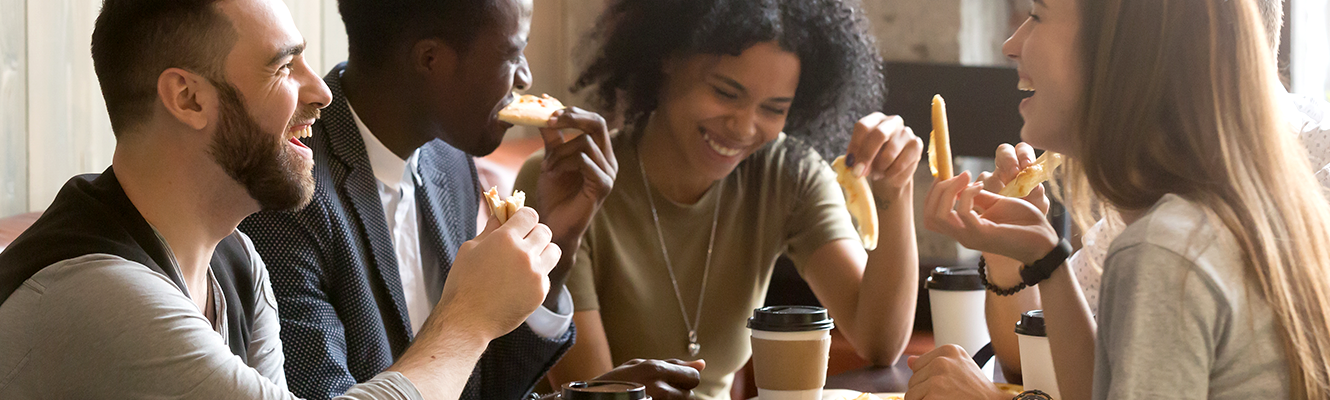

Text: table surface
xmin=825 ymin=357 xmax=1009 ymax=394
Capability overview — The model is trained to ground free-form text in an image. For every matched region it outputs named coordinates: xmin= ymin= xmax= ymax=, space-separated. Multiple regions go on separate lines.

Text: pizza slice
xmin=998 ymin=152 xmax=1063 ymax=198
xmin=483 ymin=187 xmax=527 ymax=224
xmin=498 ymin=92 xmax=565 ymax=126
xmin=833 ymin=155 xmax=879 ymax=251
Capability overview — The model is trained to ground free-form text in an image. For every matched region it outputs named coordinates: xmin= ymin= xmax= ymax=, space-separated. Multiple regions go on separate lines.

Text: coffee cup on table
xmin=560 ymin=381 xmax=650 ymax=400
xmin=746 ymin=305 xmax=835 ymax=400
xmin=926 ymin=267 xmax=993 ymax=376
xmin=1015 ymin=310 xmax=1060 ymax=399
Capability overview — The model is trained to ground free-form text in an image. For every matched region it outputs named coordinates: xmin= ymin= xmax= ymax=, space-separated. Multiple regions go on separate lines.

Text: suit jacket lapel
xmin=321 ymin=65 xmax=415 ymax=341
xmin=415 ymin=143 xmax=473 ymax=293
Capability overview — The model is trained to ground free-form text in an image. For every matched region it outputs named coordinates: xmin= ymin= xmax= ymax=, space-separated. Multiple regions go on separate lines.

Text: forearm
xmin=983 ymin=254 xmax=1042 ymax=381
xmin=543 ymin=238 xmax=579 ymax=310
xmin=387 ymin=307 xmax=491 ymax=400
xmin=846 ymin=183 xmax=918 ymax=365
xmin=1037 ymin=263 xmax=1096 ymax=400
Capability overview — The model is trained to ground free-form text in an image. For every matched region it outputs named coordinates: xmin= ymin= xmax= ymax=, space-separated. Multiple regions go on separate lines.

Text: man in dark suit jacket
xmin=241 ymin=0 xmax=703 ymax=399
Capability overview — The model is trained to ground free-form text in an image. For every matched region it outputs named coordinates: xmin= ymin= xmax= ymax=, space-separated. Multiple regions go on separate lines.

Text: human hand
xmin=535 ymin=107 xmax=617 ymax=252
xmin=976 ymin=143 xmax=1049 ymax=214
xmin=435 ymin=209 xmax=561 ymax=341
xmin=905 ymin=345 xmax=1008 ymax=400
xmin=976 ymin=143 xmax=1049 ymax=286
xmin=593 ymin=359 xmax=705 ymax=400
xmin=924 ymin=171 xmax=1058 ymax=265
xmin=844 ymin=113 xmax=924 ymax=203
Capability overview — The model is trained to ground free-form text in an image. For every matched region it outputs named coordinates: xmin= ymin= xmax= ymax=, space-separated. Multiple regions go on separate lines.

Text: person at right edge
xmin=910 ymin=0 xmax=1330 ymax=399
xmin=978 ymin=0 xmax=1330 ymax=387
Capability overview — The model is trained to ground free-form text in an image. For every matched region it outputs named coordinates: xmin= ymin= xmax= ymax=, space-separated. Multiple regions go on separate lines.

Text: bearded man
xmin=0 ymin=0 xmax=570 ymax=398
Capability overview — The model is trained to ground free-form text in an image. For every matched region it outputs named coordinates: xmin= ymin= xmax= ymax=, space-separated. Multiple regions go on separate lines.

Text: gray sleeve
xmin=1092 ymin=244 xmax=1223 ymax=400
xmin=241 ymin=232 xmax=288 ymax=389
xmin=28 ymin=256 xmax=424 ymax=400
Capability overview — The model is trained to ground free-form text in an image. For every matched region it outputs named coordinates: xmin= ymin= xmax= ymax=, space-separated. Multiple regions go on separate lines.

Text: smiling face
xmin=1003 ymin=0 xmax=1083 ymax=155
xmin=428 ymin=0 xmax=533 ymax=156
xmin=210 ymin=0 xmax=331 ymax=210
xmin=652 ymin=41 xmax=801 ymax=182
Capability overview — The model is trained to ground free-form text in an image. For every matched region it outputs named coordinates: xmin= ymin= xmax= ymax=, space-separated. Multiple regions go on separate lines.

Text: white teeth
xmin=703 ymin=132 xmax=742 ymax=157
xmin=1018 ymin=80 xmax=1035 ymax=92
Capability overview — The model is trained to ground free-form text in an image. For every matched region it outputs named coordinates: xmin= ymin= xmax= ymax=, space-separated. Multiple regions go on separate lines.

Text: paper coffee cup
xmin=1015 ymin=310 xmax=1060 ymax=399
xmin=747 ymin=306 xmax=835 ymax=400
xmin=561 ymin=380 xmax=651 ymax=400
xmin=926 ymin=267 xmax=992 ymax=376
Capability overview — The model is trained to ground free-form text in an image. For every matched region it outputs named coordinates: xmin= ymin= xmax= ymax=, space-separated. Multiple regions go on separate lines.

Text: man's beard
xmin=208 ymin=82 xmax=316 ymax=211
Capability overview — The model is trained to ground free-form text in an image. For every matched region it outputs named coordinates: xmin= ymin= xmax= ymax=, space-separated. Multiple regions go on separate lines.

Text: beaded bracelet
xmin=978 ymin=256 xmax=1028 ymax=296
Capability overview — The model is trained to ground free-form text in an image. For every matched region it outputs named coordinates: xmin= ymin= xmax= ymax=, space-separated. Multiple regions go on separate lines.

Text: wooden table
xmin=824 ymin=358 xmax=916 ymax=393
xmin=826 ymin=357 xmax=1009 ymax=394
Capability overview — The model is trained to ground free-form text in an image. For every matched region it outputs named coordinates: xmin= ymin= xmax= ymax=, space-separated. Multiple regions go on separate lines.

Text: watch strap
xmin=1020 ymin=239 xmax=1073 ymax=286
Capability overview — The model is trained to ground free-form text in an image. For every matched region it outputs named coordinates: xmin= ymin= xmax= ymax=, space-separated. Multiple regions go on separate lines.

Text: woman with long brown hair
xmin=909 ymin=0 xmax=1330 ymax=398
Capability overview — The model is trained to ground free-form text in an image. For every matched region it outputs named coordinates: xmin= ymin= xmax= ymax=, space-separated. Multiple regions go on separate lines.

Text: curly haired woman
xmin=515 ymin=0 xmax=923 ymax=398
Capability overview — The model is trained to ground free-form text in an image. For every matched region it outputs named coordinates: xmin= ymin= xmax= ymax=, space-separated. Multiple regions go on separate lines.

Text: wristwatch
xmin=1019 ymin=239 xmax=1072 ymax=287
xmin=1014 ymin=389 xmax=1054 ymax=400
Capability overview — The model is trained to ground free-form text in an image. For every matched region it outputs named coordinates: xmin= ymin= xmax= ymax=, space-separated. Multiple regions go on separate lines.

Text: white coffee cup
xmin=926 ymin=267 xmax=992 ymax=376
xmin=1016 ymin=310 xmax=1060 ymax=399
xmin=747 ymin=306 xmax=834 ymax=400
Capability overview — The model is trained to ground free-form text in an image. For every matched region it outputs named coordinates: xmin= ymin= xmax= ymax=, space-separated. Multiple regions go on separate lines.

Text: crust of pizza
xmin=498 ymin=93 xmax=565 ymax=126
xmin=833 ymin=155 xmax=879 ymax=251
xmin=928 ymin=94 xmax=954 ymax=180
xmin=998 ymin=152 xmax=1063 ymax=198
xmin=484 ymin=187 xmax=527 ymax=224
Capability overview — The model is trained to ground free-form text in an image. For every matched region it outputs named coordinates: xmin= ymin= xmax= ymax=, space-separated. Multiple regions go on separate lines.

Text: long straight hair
xmin=1067 ymin=0 xmax=1330 ymax=397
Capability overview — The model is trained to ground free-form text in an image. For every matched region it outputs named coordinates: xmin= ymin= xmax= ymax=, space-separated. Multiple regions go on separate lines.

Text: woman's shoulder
xmin=742 ymin=133 xmax=832 ymax=178
xmin=1105 ymin=194 xmax=1247 ymax=295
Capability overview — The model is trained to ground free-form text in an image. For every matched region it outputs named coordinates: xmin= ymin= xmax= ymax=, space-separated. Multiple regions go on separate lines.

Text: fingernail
xmin=845 ymin=153 xmax=856 ymax=167
xmin=853 ymin=163 xmax=867 ymax=177
xmin=872 ymin=172 xmax=884 ymax=181
xmin=547 ymin=116 xmax=558 ymax=127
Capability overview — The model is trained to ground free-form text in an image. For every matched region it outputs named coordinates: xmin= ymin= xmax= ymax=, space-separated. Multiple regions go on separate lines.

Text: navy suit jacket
xmin=240 ymin=64 xmax=573 ymax=400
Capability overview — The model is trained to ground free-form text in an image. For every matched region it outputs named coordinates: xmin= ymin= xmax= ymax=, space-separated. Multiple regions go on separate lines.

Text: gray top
xmin=0 ymin=233 xmax=422 ymax=400
xmin=1093 ymin=194 xmax=1290 ymax=399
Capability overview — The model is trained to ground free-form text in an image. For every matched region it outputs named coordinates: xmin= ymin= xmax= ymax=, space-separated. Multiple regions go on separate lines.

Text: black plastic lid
xmin=924 ymin=267 xmax=985 ymax=291
xmin=1014 ymin=310 xmax=1046 ymax=337
xmin=746 ymin=305 xmax=835 ymax=332
xmin=562 ymin=381 xmax=649 ymax=400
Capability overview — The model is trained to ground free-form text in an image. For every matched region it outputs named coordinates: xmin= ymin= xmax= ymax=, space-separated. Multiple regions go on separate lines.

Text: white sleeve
xmin=523 ymin=286 xmax=574 ymax=339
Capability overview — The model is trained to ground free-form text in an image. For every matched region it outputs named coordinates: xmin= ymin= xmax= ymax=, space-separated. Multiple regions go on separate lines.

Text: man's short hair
xmin=91 ymin=0 xmax=238 ymax=136
xmin=1256 ymin=0 xmax=1284 ymax=51
xmin=338 ymin=0 xmax=501 ymax=69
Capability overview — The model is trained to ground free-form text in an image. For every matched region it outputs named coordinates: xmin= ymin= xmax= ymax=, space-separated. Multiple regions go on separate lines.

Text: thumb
xmin=684 ymin=359 xmax=706 ymax=372
xmin=476 ymin=212 xmax=502 ymax=240
xmin=970 ymin=188 xmax=1005 ymax=211
xmin=906 ymin=355 xmax=920 ymax=369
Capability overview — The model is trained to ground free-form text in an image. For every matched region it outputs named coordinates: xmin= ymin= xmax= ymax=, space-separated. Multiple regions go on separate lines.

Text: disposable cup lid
xmin=1014 ymin=310 xmax=1046 ymax=337
xmin=562 ymin=381 xmax=649 ymax=400
xmin=925 ymin=267 xmax=985 ymax=291
xmin=746 ymin=305 xmax=835 ymax=332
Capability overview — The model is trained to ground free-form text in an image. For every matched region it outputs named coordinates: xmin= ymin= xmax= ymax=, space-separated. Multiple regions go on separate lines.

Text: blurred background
xmin=0 ymin=0 xmax=1322 ymax=223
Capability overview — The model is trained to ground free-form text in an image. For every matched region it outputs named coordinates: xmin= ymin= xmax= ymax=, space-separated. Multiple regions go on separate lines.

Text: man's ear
xmin=412 ymin=38 xmax=460 ymax=78
xmin=156 ymin=68 xmax=214 ymax=131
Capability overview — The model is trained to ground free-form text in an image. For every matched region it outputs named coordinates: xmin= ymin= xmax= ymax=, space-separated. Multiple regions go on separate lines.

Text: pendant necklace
xmin=637 ymin=143 xmax=721 ymax=357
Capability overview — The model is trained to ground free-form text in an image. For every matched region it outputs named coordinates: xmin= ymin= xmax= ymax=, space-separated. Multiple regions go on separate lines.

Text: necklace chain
xmin=637 ymin=143 xmax=721 ymax=357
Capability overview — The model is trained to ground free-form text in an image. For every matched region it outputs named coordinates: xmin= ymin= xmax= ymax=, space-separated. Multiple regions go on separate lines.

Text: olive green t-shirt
xmin=515 ymin=132 xmax=858 ymax=400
